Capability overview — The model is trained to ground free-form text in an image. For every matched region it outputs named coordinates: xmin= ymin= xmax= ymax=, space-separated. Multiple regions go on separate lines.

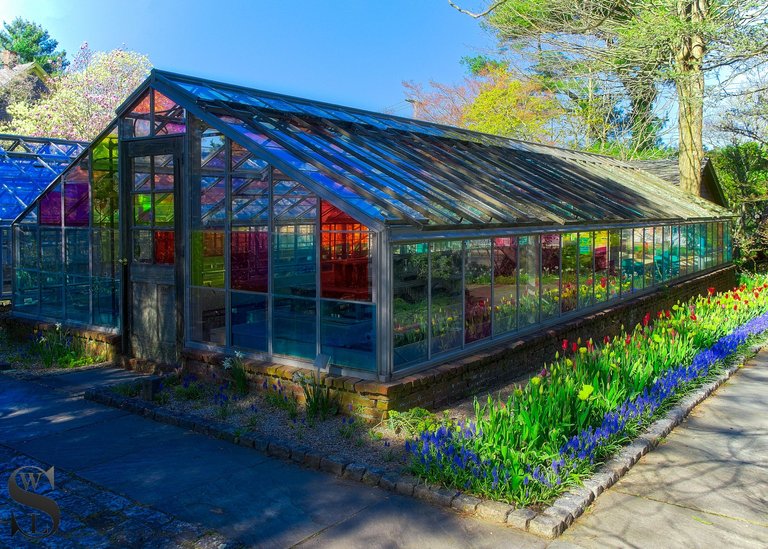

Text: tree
xmin=711 ymin=142 xmax=768 ymax=268
xmin=1 ymin=44 xmax=152 ymax=141
xmin=403 ymin=58 xmax=563 ymax=144
xmin=0 ymin=18 xmax=67 ymax=72
xmin=449 ymin=0 xmax=768 ymax=195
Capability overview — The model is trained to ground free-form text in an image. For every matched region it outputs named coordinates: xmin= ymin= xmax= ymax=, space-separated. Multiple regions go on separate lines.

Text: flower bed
xmin=406 ymin=276 xmax=768 ymax=507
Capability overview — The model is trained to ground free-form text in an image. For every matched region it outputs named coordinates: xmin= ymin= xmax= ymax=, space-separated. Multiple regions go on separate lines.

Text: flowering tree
xmin=1 ymin=43 xmax=151 ymax=141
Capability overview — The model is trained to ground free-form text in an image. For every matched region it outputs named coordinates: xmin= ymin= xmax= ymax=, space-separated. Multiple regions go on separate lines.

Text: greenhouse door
xmin=122 ymin=137 xmax=183 ymax=364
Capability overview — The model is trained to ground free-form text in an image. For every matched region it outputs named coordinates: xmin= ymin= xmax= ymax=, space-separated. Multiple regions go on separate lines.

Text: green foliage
xmin=265 ymin=381 xmax=299 ymax=420
xmin=223 ymin=351 xmax=249 ymax=396
xmin=299 ymin=373 xmax=338 ymax=421
xmin=174 ymin=382 xmax=205 ymax=401
xmin=0 ymin=17 xmax=67 ymax=72
xmin=31 ymin=324 xmax=103 ymax=368
xmin=407 ymin=276 xmax=768 ymax=505
xmin=386 ymin=407 xmax=450 ymax=437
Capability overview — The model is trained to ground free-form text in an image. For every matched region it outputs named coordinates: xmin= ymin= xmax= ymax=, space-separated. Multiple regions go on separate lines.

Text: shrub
xmin=223 ymin=351 xmax=248 ymax=396
xmin=263 ymin=380 xmax=298 ymax=420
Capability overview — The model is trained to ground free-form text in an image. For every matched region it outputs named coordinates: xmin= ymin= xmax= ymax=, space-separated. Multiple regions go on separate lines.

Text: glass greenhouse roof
xmin=140 ymin=71 xmax=731 ymax=229
xmin=0 ymin=134 xmax=85 ymax=225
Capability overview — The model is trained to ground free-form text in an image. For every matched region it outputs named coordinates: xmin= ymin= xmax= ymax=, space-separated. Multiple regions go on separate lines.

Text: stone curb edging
xmin=83 ymin=343 xmax=762 ymax=539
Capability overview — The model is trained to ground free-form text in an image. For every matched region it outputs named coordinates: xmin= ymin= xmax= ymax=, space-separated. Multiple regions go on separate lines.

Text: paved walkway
xmin=1 ymin=353 xmax=767 ymax=548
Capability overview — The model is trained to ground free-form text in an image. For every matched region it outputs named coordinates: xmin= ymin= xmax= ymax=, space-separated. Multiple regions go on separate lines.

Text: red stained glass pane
xmin=231 ymin=228 xmax=268 ymax=292
xmin=320 ymin=200 xmax=367 ymax=231
xmin=154 ymin=230 xmax=175 ymax=264
xmin=131 ymin=91 xmax=151 ymax=114
xmin=320 ymin=230 xmax=371 ymax=301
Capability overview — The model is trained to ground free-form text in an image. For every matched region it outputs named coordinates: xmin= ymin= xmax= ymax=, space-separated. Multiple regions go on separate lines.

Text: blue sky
xmin=1 ymin=0 xmax=497 ymax=116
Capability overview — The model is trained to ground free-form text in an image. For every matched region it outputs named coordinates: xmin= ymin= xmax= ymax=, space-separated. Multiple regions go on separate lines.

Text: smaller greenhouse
xmin=0 ymin=134 xmax=85 ymax=297
xmin=12 ymin=70 xmax=734 ymax=381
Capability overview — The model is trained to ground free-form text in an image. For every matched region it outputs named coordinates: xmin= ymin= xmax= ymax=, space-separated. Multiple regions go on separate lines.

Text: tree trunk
xmin=676 ymin=0 xmax=708 ymax=196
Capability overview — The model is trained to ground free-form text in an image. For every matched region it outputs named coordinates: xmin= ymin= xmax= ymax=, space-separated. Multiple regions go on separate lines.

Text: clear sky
xmin=0 ymin=0 xmax=497 ymax=116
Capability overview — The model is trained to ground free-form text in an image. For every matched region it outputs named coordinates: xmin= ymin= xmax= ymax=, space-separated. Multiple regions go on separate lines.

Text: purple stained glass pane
xmin=40 ymin=187 xmax=62 ymax=225
xmin=65 ymin=181 xmax=90 ymax=226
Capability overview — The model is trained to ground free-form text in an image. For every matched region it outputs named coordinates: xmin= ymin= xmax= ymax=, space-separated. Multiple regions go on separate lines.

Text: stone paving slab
xmin=0 ymin=443 xmax=231 ymax=548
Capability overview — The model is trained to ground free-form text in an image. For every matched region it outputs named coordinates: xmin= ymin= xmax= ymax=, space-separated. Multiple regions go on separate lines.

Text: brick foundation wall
xmin=2 ymin=317 xmax=121 ymax=362
xmin=183 ymin=265 xmax=738 ymax=420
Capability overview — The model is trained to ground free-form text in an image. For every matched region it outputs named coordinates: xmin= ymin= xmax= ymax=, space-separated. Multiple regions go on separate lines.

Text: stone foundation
xmin=182 ymin=265 xmax=738 ymax=420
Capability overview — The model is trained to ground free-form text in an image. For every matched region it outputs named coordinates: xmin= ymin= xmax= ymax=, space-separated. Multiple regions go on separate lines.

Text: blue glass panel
xmin=40 ymin=228 xmax=62 ymax=273
xmin=93 ymin=277 xmax=119 ymax=327
xmin=40 ymin=273 xmax=63 ymax=319
xmin=272 ymin=225 xmax=316 ymax=296
xmin=320 ymin=301 xmax=375 ymax=370
xmin=66 ymin=275 xmax=90 ymax=323
xmin=231 ymin=291 xmax=267 ymax=352
xmin=14 ymin=269 xmax=39 ymax=315
xmin=65 ymin=229 xmax=90 ymax=276
xmin=190 ymin=287 xmax=226 ymax=345
xmin=273 ymin=297 xmax=316 ymax=359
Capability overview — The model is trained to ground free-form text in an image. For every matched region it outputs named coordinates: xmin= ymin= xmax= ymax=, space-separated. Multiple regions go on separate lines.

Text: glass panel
xmin=320 ymin=301 xmax=375 ymax=370
xmin=133 ymin=229 xmax=153 ymax=263
xmin=430 ymin=241 xmax=463 ymax=355
xmin=153 ymin=89 xmax=186 ymax=135
xmin=232 ymin=175 xmax=269 ymax=225
xmin=541 ymin=234 xmax=560 ymax=320
xmin=65 ymin=275 xmax=90 ymax=323
xmin=620 ymin=228 xmax=635 ymax=294
xmin=578 ymin=232 xmax=594 ymax=309
xmin=65 ymin=229 xmax=89 ymax=276
xmin=39 ymin=184 xmax=61 ymax=225
xmin=320 ymin=201 xmax=371 ymax=301
xmin=273 ymin=297 xmax=316 ymax=359
xmin=231 ymin=227 xmax=268 ymax=292
xmin=561 ymin=233 xmax=578 ymax=313
xmin=393 ymin=243 xmax=428 ymax=369
xmin=124 ymin=90 xmax=151 ymax=138
xmin=154 ymin=193 xmax=175 ymax=225
xmin=133 ymin=156 xmax=152 ymax=191
xmin=190 ymin=287 xmax=226 ymax=345
xmin=133 ymin=194 xmax=152 ymax=225
xmin=492 ymin=237 xmax=517 ymax=336
xmin=154 ymin=230 xmax=175 ymax=264
xmin=518 ymin=235 xmax=540 ymax=328
xmin=724 ymin=222 xmax=732 ymax=262
xmin=231 ymin=291 xmax=268 ymax=352
xmin=669 ymin=226 xmax=680 ymax=279
xmin=154 ymin=156 xmax=175 ymax=191
xmin=14 ymin=269 xmax=39 ymax=315
xmin=17 ymin=225 xmax=38 ymax=270
xmin=93 ymin=277 xmax=119 ymax=327
xmin=653 ymin=225 xmax=665 ymax=284
xmin=64 ymin=163 xmax=90 ymax=227
xmin=40 ymin=273 xmax=63 ymax=318
xmin=606 ymin=230 xmax=621 ymax=299
xmin=272 ymin=225 xmax=315 ymax=297
xmin=707 ymin=223 xmax=716 ymax=268
xmin=191 ymin=230 xmax=224 ymax=287
xmin=40 ymin=228 xmax=62 ymax=273
xmin=92 ymin=131 xmax=119 ymax=227
xmin=92 ymin=229 xmax=118 ymax=278
xmin=644 ymin=227 xmax=655 ymax=288
xmin=465 ymin=240 xmax=491 ymax=344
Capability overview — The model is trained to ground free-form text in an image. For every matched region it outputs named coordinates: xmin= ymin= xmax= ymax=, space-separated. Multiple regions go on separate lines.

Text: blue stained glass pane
xmin=231 ymin=291 xmax=267 ymax=352
xmin=66 ymin=275 xmax=90 ymax=323
xmin=273 ymin=297 xmax=316 ymax=359
xmin=93 ymin=277 xmax=119 ymax=327
xmin=320 ymin=301 xmax=375 ymax=371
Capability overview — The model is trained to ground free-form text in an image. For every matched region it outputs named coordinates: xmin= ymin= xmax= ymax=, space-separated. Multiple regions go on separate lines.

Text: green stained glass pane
xmin=134 ymin=194 xmax=152 ymax=225
xmin=154 ymin=193 xmax=174 ymax=225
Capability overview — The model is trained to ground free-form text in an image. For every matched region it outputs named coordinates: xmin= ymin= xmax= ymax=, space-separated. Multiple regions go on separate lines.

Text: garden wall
xmin=183 ymin=265 xmax=738 ymax=420
xmin=0 ymin=317 xmax=120 ymax=362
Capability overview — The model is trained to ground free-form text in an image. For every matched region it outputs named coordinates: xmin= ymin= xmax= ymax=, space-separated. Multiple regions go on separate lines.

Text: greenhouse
xmin=12 ymin=70 xmax=733 ymax=380
xmin=0 ymin=134 xmax=84 ymax=297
